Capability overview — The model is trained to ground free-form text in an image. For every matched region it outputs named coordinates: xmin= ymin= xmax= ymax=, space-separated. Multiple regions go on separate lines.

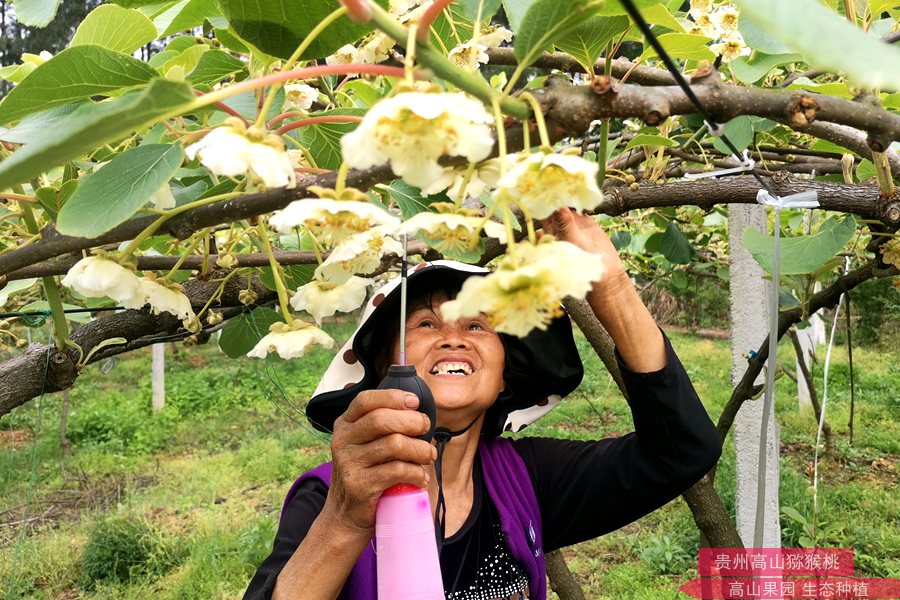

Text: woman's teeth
xmin=431 ymin=362 xmax=472 ymax=375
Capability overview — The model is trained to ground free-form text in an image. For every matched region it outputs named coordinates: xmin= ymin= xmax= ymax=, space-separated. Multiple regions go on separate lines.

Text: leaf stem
xmin=275 ymin=115 xmax=363 ymax=135
xmin=255 ymin=6 xmax=349 ymax=129
xmin=517 ymin=92 xmax=551 ymax=149
xmin=18 ymin=199 xmax=68 ymax=346
xmin=257 ymin=222 xmax=294 ymax=323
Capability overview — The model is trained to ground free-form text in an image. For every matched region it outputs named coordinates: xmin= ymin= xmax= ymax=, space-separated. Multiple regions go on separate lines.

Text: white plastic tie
xmin=756 ymin=189 xmax=820 ymax=210
xmin=684 ymin=149 xmax=756 ymax=180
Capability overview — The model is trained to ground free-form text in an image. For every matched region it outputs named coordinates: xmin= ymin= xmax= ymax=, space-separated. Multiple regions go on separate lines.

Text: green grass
xmin=0 ymin=327 xmax=897 ymax=599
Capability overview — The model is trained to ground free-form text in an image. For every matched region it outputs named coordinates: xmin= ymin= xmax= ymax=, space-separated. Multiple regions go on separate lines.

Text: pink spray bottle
xmin=374 ymin=234 xmax=444 ymax=599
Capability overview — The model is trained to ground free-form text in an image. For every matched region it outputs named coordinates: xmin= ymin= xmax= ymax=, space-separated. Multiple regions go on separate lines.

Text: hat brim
xmin=305 ymin=261 xmax=583 ymax=436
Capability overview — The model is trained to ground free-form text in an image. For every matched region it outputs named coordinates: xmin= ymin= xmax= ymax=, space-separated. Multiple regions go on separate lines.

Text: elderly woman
xmin=244 ymin=210 xmax=721 ymax=600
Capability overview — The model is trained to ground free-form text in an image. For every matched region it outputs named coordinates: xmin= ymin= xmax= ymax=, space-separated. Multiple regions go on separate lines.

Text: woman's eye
xmin=417 ymin=319 xmax=435 ymax=328
xmin=467 ymin=322 xmax=485 ymax=331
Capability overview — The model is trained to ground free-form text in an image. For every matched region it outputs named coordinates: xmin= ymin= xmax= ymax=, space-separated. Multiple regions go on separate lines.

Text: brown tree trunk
xmin=546 ymin=550 xmax=586 ymax=600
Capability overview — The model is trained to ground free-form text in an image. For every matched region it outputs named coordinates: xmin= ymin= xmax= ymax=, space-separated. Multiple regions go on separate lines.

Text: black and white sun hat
xmin=306 ymin=260 xmax=584 ymax=437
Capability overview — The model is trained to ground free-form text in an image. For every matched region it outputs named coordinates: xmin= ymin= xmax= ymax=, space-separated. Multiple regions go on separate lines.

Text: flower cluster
xmin=185 ymin=119 xmax=295 ymax=189
xmin=61 ymin=256 xmax=195 ymax=323
xmin=688 ymin=0 xmax=749 ymax=63
xmin=440 ymin=239 xmax=605 ymax=337
xmin=340 ymin=91 xmax=494 ymax=189
xmin=494 ymin=151 xmax=606 ymax=220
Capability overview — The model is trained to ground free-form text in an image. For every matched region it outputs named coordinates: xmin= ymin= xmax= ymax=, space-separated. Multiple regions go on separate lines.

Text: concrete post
xmin=151 ymin=343 xmax=165 ymax=412
xmin=728 ymin=204 xmax=781 ymax=549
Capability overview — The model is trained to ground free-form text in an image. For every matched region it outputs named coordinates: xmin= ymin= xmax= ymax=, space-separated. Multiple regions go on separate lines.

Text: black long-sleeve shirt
xmin=244 ymin=333 xmax=722 ymax=599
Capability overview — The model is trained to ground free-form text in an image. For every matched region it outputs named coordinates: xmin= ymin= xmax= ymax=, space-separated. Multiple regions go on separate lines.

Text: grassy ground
xmin=0 ymin=325 xmax=897 ymax=599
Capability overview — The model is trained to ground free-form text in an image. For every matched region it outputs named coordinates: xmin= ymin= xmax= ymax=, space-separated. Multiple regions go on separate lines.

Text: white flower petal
xmin=316 ymin=228 xmax=401 ymax=284
xmin=140 ymin=279 xmax=195 ymax=320
xmin=61 ymin=256 xmax=144 ymax=305
xmin=284 ymin=83 xmax=318 ymax=111
xmin=248 ymin=143 xmax=295 ymax=189
xmin=290 ymin=276 xmax=371 ymax=323
xmin=496 ymin=152 xmax=605 ymax=219
xmin=149 ymin=184 xmax=176 ymax=210
xmin=247 ymin=323 xmax=335 ymax=359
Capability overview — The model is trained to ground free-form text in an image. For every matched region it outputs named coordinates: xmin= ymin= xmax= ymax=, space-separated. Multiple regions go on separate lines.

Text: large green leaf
xmin=514 ymin=0 xmax=603 ymax=65
xmin=624 ymin=134 xmax=678 ymax=151
xmin=381 ymin=181 xmax=436 ymax=219
xmin=742 ymin=214 xmax=857 ymax=275
xmin=641 ymin=33 xmax=715 ymax=62
xmin=0 ymin=279 xmax=37 ymax=308
xmin=0 ymin=79 xmax=196 ymax=192
xmin=70 ymin=4 xmax=158 ymax=53
xmin=259 ymin=264 xmax=316 ymax=292
xmin=503 ymin=0 xmax=654 ymax=31
xmin=0 ymin=46 xmax=158 ymax=125
xmin=57 ymin=144 xmax=184 ymax=238
xmin=11 ymin=0 xmax=61 ymax=27
xmin=155 ymin=0 xmax=222 ymax=36
xmin=0 ymin=102 xmax=85 ymax=144
xmin=729 ymin=52 xmax=803 ymax=84
xmin=218 ymin=0 xmax=388 ymax=60
xmin=554 ymin=16 xmax=630 ymax=73
xmin=712 ymin=116 xmax=754 ymax=155
xmin=660 ymin=222 xmax=693 ymax=264
xmin=290 ymin=108 xmax=366 ymax=171
xmin=734 ymin=0 xmax=900 ymax=90
xmin=187 ymin=49 xmax=246 ymax=86
xmin=218 ymin=307 xmax=285 ymax=358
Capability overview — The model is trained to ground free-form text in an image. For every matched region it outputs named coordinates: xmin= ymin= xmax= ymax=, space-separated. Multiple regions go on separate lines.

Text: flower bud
xmin=16 ymin=338 xmax=28 ymax=348
xmin=183 ymin=335 xmax=198 ymax=347
xmin=624 ymin=174 xmax=636 ymax=184
xmin=216 ymin=253 xmax=239 ymax=270
xmin=183 ymin=316 xmax=202 ymax=333
xmin=239 ymin=289 xmax=259 ymax=306
xmin=629 ymin=182 xmax=640 ymax=191
xmin=0 ymin=320 xmax=10 ymax=330
xmin=206 ymin=310 xmax=223 ymax=326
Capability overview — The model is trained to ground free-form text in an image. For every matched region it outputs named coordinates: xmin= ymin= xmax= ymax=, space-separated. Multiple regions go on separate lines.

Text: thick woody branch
xmin=0 ymin=274 xmax=274 ymax=416
xmin=715 ymin=259 xmax=899 ymax=442
xmin=486 ymin=47 xmax=676 ymax=86
xmin=532 ymin=76 xmax=900 ymax=150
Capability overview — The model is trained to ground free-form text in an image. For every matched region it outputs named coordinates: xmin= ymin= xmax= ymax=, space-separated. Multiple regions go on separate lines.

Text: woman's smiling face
xmin=392 ymin=292 xmax=505 ymax=430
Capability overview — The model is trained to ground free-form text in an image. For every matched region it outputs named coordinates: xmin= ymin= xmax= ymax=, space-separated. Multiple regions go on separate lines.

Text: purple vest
xmin=282 ymin=436 xmax=546 ymax=600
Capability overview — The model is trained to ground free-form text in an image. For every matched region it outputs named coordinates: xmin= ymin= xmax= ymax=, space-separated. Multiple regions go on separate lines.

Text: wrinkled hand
xmin=327 ymin=389 xmax=435 ymax=533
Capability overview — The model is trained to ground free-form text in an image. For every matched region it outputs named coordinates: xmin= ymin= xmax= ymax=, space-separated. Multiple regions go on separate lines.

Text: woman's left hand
xmin=540 ymin=208 xmax=629 ymax=290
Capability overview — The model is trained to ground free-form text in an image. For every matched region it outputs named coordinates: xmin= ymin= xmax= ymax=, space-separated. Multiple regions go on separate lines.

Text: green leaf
xmin=786 ymin=77 xmax=853 ymax=99
xmin=554 ymin=16 xmax=630 ymax=73
xmin=641 ymin=33 xmax=715 ymax=62
xmin=187 ymin=49 xmax=246 ymax=86
xmin=218 ymin=308 xmax=285 ymax=358
xmin=258 ymin=264 xmax=317 ymax=292
xmin=11 ymin=0 xmax=61 ymax=27
xmin=382 ymin=181 xmax=436 ymax=219
xmin=639 ymin=3 xmax=683 ymax=32
xmin=218 ymin=0 xmax=388 ymax=60
xmin=35 ymin=179 xmax=78 ymax=221
xmin=742 ymin=214 xmax=857 ymax=275
xmin=0 ymin=79 xmax=196 ymax=192
xmin=856 ymin=159 xmax=876 ymax=182
xmin=869 ymin=0 xmax=900 ymax=15
xmin=290 ymin=108 xmax=366 ymax=171
xmin=737 ymin=14 xmax=793 ymax=55
xmin=670 ymin=270 xmax=688 ymax=289
xmin=624 ymin=134 xmax=678 ymax=151
xmin=729 ymin=52 xmax=802 ymax=84
xmin=0 ymin=46 xmax=158 ymax=125
xmin=734 ymin=0 xmax=900 ymax=90
xmin=160 ymin=44 xmax=208 ymax=78
xmin=455 ymin=0 xmax=502 ymax=21
xmin=660 ymin=222 xmax=693 ymax=264
xmin=70 ymin=4 xmax=157 ymax=53
xmin=0 ymin=279 xmax=37 ymax=307
xmin=0 ymin=102 xmax=86 ymax=144
xmin=56 ymin=144 xmax=184 ymax=238
xmin=781 ymin=506 xmax=808 ymax=525
xmin=712 ymin=116 xmax=754 ymax=154
xmin=515 ymin=0 xmax=603 ymax=66
xmin=155 ymin=0 xmax=222 ymax=37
